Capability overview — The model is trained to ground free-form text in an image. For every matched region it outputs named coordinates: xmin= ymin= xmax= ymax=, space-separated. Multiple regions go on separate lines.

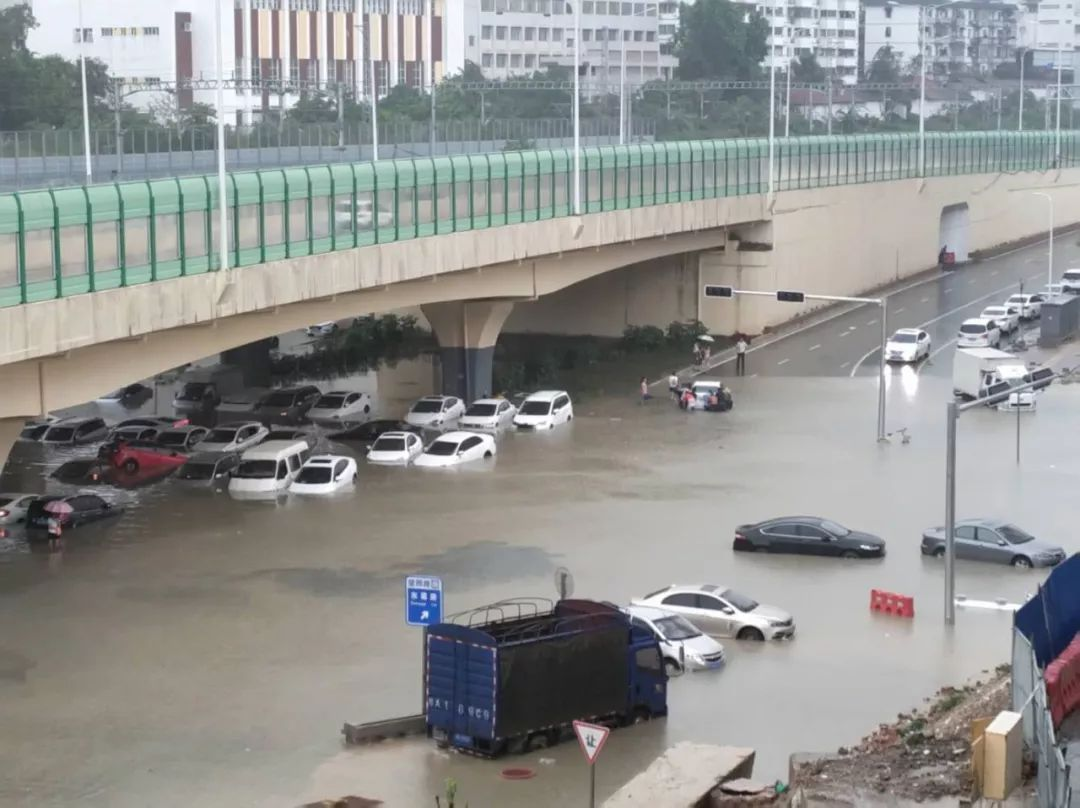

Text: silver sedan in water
xmin=920 ymin=519 xmax=1065 ymax=568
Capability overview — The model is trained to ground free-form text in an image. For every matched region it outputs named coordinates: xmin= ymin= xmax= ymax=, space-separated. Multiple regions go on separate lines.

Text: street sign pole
xmin=590 ymin=761 xmax=596 ymax=808
xmin=406 ymin=575 xmax=444 ymax=714
xmin=573 ymin=719 xmax=611 ymax=807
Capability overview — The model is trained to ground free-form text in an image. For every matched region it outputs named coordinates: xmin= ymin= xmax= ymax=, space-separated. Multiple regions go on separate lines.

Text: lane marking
xmin=943 ymin=288 xmax=953 ymax=294
xmin=990 ymin=269 xmax=998 ymax=276
xmin=838 ymin=330 xmax=850 ymax=337
xmin=968 ymin=279 xmax=976 ymax=285
xmin=920 ymin=297 xmax=929 ymax=303
xmin=895 ymin=307 xmax=906 ymax=314
xmin=808 ymin=343 xmax=821 ymax=351
xmin=849 ymin=271 xmax=1046 ymax=377
xmin=839 ymin=361 xmax=851 ymax=369
xmin=777 ymin=358 xmax=790 ymax=366
xmin=866 ymin=318 xmax=878 ymax=326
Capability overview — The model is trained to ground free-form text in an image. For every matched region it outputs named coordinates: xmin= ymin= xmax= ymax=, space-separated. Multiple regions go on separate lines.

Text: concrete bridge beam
xmin=422 ymin=300 xmax=515 ymax=402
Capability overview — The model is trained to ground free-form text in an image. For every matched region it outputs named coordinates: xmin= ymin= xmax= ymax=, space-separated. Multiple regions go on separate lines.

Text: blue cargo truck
xmin=425 ymin=598 xmax=668 ymax=756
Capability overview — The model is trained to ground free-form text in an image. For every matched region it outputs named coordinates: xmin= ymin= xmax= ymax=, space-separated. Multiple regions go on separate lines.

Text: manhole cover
xmin=500 ymin=767 xmax=536 ymax=780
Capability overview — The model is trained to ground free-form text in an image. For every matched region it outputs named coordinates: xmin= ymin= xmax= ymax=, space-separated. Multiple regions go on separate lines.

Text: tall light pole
xmin=1033 ymin=192 xmax=1054 ymax=288
xmin=916 ymin=2 xmax=957 ymax=178
xmin=371 ymin=28 xmax=380 ymax=161
xmin=1018 ymin=46 xmax=1026 ymax=131
xmin=78 ymin=0 xmax=92 ymax=185
xmin=1055 ymin=19 xmax=1064 ymax=165
xmin=767 ymin=0 xmax=777 ymax=198
xmin=573 ymin=1 xmax=581 ymax=215
xmin=619 ymin=24 xmax=627 ymax=145
xmin=213 ymin=0 xmax=229 ymax=272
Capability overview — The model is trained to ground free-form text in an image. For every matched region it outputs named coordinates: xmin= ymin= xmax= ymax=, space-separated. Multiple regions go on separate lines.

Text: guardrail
xmin=1 ymin=130 xmax=1077 ymax=309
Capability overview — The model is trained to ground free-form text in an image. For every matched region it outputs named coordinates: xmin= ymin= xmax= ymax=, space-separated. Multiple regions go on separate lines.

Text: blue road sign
xmin=406 ymin=575 xmax=443 ymax=627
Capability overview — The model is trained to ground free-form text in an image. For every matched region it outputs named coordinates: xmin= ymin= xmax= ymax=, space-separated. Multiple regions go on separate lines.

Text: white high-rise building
xmin=444 ymin=1 xmax=677 ymax=86
xmin=1030 ymin=0 xmax=1077 ymax=71
xmin=758 ymin=0 xmax=861 ymax=83
xmin=862 ymin=0 xmax=1018 ymax=78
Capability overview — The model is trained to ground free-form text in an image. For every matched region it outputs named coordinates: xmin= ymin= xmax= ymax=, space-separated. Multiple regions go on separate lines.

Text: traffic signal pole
xmin=703 ymin=285 xmax=888 ymax=442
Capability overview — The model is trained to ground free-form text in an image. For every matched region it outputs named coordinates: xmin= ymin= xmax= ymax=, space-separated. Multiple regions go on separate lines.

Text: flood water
xmin=1 ymin=366 xmax=1078 ymax=807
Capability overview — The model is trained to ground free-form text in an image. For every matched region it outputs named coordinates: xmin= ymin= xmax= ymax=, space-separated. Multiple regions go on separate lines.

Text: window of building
xmin=646 ymin=30 xmax=655 ymax=41
xmin=525 ymin=27 xmax=535 ymax=40
xmin=510 ymin=26 xmax=522 ymax=40
xmin=511 ymin=53 xmax=523 ymax=67
xmin=509 ymin=0 xmax=523 ymax=10
xmin=496 ymin=53 xmax=508 ymax=67
xmin=101 ymin=27 xmax=114 ymax=36
xmin=496 ymin=26 xmax=507 ymax=40
xmin=482 ymin=52 xmax=494 ymax=67
xmin=583 ymin=1 xmax=594 ymax=12
xmin=885 ymin=26 xmax=891 ymax=37
xmin=634 ymin=29 xmax=643 ymax=41
xmin=74 ymin=27 xmax=93 ymax=43
xmin=595 ymin=1 xmax=607 ymax=12
xmin=884 ymin=5 xmax=892 ymax=17
xmin=525 ymin=53 xmax=537 ymax=66
xmin=552 ymin=27 xmax=563 ymax=41
xmin=481 ymin=0 xmax=494 ymax=10
xmin=539 ymin=27 xmax=549 ymax=40
xmin=143 ymin=27 xmax=160 ymax=36
xmin=622 ymin=2 xmax=632 ymax=13
xmin=482 ymin=25 xmax=493 ymax=39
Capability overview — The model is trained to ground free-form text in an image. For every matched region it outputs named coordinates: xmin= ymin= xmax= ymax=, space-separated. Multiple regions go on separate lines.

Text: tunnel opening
xmin=939 ymin=203 xmax=970 ymax=264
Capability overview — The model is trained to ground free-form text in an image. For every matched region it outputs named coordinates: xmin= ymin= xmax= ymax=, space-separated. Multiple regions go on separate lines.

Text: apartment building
xmin=862 ymin=0 xmax=1018 ymax=77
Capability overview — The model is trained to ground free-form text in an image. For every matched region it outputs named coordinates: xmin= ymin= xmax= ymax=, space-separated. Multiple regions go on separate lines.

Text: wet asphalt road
xmin=3 ymin=237 xmax=1080 ymax=806
xmin=710 ymin=232 xmax=1080 ymax=379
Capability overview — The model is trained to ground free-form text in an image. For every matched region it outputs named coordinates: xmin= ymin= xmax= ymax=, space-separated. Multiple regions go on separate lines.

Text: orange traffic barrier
xmin=869 ymin=589 xmax=915 ymax=618
xmin=1047 ymin=634 xmax=1080 ymax=727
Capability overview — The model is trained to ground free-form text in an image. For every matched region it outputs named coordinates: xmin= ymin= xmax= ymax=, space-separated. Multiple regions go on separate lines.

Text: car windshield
xmin=296 ymin=466 xmax=332 ymax=484
xmin=998 ymin=524 xmax=1035 ymax=545
xmin=466 ymin=403 xmax=497 ymax=416
xmin=983 ymin=308 xmax=1005 ymax=316
xmin=206 ymin=428 xmax=238 ymax=443
xmin=653 ymin=615 xmax=701 ymax=641
xmin=157 ymin=432 xmax=188 ymax=447
xmin=372 ymin=437 xmax=405 ymax=452
xmin=1065 ymin=271 xmax=1080 ymax=280
xmin=820 ymin=519 xmax=850 ymax=537
xmin=1007 ymin=295 xmax=1025 ymax=304
xmin=234 ymin=460 xmax=277 ymax=479
xmin=411 ymin=400 xmax=442 ymax=413
xmin=960 ymin=323 xmax=987 ymax=334
xmin=315 ymin=395 xmax=347 ymax=409
xmin=44 ymin=427 xmax=74 ymax=441
xmin=177 ymin=463 xmax=215 ymax=480
xmin=520 ymin=401 xmax=552 ymax=415
xmin=890 ymin=333 xmax=917 ymax=343
xmin=720 ymin=588 xmax=759 ymax=612
xmin=178 ymin=382 xmax=209 ymax=400
xmin=261 ymin=392 xmax=296 ymax=407
xmin=425 ymin=440 xmax=459 ymax=456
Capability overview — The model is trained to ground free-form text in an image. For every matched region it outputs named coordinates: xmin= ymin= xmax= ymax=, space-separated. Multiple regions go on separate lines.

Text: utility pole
xmin=827 ymin=73 xmax=833 ymax=135
xmin=1018 ymin=48 xmax=1025 ymax=130
xmin=113 ymin=82 xmax=123 ymax=178
xmin=337 ymin=82 xmax=345 ymax=148
xmin=78 ymin=0 xmax=92 ymax=184
xmin=213 ymin=0 xmax=229 ymax=273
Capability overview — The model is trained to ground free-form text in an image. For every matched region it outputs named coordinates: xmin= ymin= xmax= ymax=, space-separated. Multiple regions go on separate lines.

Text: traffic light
xmin=703 ymin=285 xmax=734 ymax=298
xmin=776 ymin=290 xmax=806 ymax=303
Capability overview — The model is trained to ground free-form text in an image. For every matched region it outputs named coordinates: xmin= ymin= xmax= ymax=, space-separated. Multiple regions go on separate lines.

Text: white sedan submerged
xmin=404 ymin=395 xmax=465 ymax=428
xmin=366 ymin=431 xmax=424 ymax=465
xmin=414 ymin=431 xmax=496 ymax=468
xmin=306 ymin=390 xmax=373 ymax=426
xmin=289 ymin=455 xmax=358 ymax=495
xmin=459 ymin=398 xmax=518 ymax=431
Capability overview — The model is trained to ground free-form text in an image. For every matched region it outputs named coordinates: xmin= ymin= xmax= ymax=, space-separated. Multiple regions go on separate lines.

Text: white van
xmin=512 ymin=390 xmax=574 ymax=430
xmin=228 ymin=440 xmax=311 ymax=495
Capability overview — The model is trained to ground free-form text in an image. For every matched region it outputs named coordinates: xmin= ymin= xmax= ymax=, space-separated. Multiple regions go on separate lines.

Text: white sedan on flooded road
xmin=289 ymin=455 xmax=358 ymax=495
xmin=459 ymin=398 xmax=517 ymax=431
xmin=306 ymin=391 xmax=373 ymax=427
xmin=366 ymin=431 xmax=425 ymax=465
xmin=631 ymin=584 xmax=795 ymax=642
xmin=414 ymin=431 xmax=496 ymax=468
xmin=404 ymin=396 xmax=465 ymax=428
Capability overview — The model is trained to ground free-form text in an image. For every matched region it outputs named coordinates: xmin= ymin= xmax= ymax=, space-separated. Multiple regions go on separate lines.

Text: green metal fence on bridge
xmin=1 ymin=130 xmax=1076 ymax=309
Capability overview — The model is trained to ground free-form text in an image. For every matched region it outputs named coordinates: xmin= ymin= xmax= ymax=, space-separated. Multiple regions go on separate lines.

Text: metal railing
xmin=1 ymin=129 xmax=1077 ymax=309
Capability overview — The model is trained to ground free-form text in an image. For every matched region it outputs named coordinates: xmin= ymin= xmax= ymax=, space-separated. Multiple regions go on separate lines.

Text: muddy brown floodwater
xmin=1 ymin=373 xmax=1078 ymax=807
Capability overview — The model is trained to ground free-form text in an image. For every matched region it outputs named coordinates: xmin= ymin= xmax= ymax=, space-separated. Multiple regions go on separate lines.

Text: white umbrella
xmin=696 ymin=335 xmax=715 ymax=343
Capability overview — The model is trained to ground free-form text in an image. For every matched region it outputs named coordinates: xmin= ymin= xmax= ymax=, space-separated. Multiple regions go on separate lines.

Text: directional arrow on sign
xmin=572 ymin=720 xmax=611 ymax=765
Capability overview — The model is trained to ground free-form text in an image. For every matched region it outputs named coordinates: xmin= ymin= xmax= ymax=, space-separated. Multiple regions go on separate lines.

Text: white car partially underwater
xmin=459 ymin=398 xmax=518 ymax=431
xmin=624 ymin=604 xmax=726 ymax=674
xmin=404 ymin=396 xmax=465 ymax=428
xmin=289 ymin=455 xmax=358 ymax=495
xmin=512 ymin=390 xmax=574 ymax=430
xmin=305 ymin=390 xmax=373 ymax=426
xmin=366 ymin=431 xmax=425 ymax=465
xmin=413 ymin=431 xmax=497 ymax=468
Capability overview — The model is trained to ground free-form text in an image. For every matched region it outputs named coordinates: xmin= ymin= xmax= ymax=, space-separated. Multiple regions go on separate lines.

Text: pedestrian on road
xmin=668 ymin=371 xmax=680 ymax=399
xmin=640 ymin=377 xmax=651 ymax=404
xmin=735 ymin=335 xmax=749 ymax=376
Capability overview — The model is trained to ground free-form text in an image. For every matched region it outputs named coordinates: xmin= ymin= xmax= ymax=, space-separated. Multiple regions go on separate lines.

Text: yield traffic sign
xmin=572 ymin=720 xmax=611 ymax=765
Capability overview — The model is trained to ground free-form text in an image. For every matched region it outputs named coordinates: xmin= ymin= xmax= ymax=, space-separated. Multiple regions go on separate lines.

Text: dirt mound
xmin=793 ymin=665 xmax=1014 ymax=803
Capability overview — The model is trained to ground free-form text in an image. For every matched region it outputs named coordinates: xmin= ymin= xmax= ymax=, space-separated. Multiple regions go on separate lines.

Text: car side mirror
xmin=721 ymin=607 xmax=735 ymax=615
xmin=998 ymin=539 xmax=1007 ymax=546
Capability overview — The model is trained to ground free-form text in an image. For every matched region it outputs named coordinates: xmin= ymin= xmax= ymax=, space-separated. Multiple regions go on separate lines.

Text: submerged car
xmin=414 ymin=431 xmax=496 ymax=468
xmin=459 ymin=398 xmax=518 ymax=431
xmin=99 ymin=440 xmax=189 ymax=476
xmin=920 ymin=519 xmax=1065 ymax=568
xmin=366 ymin=431 xmax=425 ymax=465
xmin=26 ymin=494 xmax=122 ymax=537
xmin=41 ymin=417 xmax=109 ymax=446
xmin=404 ymin=395 xmax=465 ymax=428
xmin=0 ymin=493 xmax=37 ymax=526
xmin=733 ymin=516 xmax=886 ymax=559
xmin=512 ymin=390 xmax=574 ymax=430
xmin=632 ymin=584 xmax=794 ymax=641
xmin=305 ymin=390 xmax=373 ymax=427
xmin=228 ymin=440 xmax=311 ymax=495
xmin=175 ymin=452 xmax=241 ymax=486
xmin=625 ymin=605 xmax=725 ymax=673
xmin=329 ymin=419 xmax=415 ymax=444
xmin=196 ymin=421 xmax=269 ymax=454
xmin=251 ymin=386 xmax=322 ymax=425
xmin=154 ymin=425 xmax=209 ymax=453
xmin=884 ymin=328 xmax=931 ymax=363
xmin=289 ymin=455 xmax=358 ymax=495
xmin=305 ymin=322 xmax=338 ymax=337
xmin=95 ymin=383 xmax=154 ymax=409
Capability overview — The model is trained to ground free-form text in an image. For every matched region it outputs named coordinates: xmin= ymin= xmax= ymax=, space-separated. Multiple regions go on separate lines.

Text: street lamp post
xmin=213 ymin=0 xmax=229 ymax=272
xmin=78 ymin=0 xmax=92 ymax=185
xmin=573 ymin=1 xmax=582 ymax=214
xmin=1032 ymin=192 xmax=1054 ymax=288
xmin=1018 ymin=46 xmax=1026 ymax=131
xmin=916 ymin=2 xmax=958 ymax=178
xmin=1055 ymin=22 xmax=1064 ymax=165
xmin=768 ymin=0 xmax=777 ymax=198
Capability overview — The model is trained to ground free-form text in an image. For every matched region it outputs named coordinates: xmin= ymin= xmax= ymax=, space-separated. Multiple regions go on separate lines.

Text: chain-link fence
xmin=0 ymin=117 xmax=656 ymax=191
xmin=1013 ymin=628 xmax=1072 ymax=807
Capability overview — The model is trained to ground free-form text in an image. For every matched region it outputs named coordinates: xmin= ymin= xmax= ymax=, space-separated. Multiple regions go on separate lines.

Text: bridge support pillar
xmin=422 ymin=300 xmax=515 ymax=402
xmin=0 ymin=417 xmax=27 ymax=473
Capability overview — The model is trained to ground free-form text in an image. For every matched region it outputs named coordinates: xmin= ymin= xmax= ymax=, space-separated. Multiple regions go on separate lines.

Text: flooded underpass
xmin=2 ymin=369 xmax=1079 ymax=807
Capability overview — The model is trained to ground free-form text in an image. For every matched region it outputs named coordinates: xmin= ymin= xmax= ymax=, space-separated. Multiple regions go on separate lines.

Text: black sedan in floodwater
xmin=733 ymin=516 xmax=886 ymax=559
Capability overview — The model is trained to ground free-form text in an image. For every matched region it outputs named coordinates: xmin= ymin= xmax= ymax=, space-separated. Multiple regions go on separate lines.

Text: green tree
xmin=867 ymin=46 xmax=901 ymax=84
xmin=674 ymin=0 xmax=767 ymax=80
xmin=792 ymin=53 xmax=826 ymax=83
